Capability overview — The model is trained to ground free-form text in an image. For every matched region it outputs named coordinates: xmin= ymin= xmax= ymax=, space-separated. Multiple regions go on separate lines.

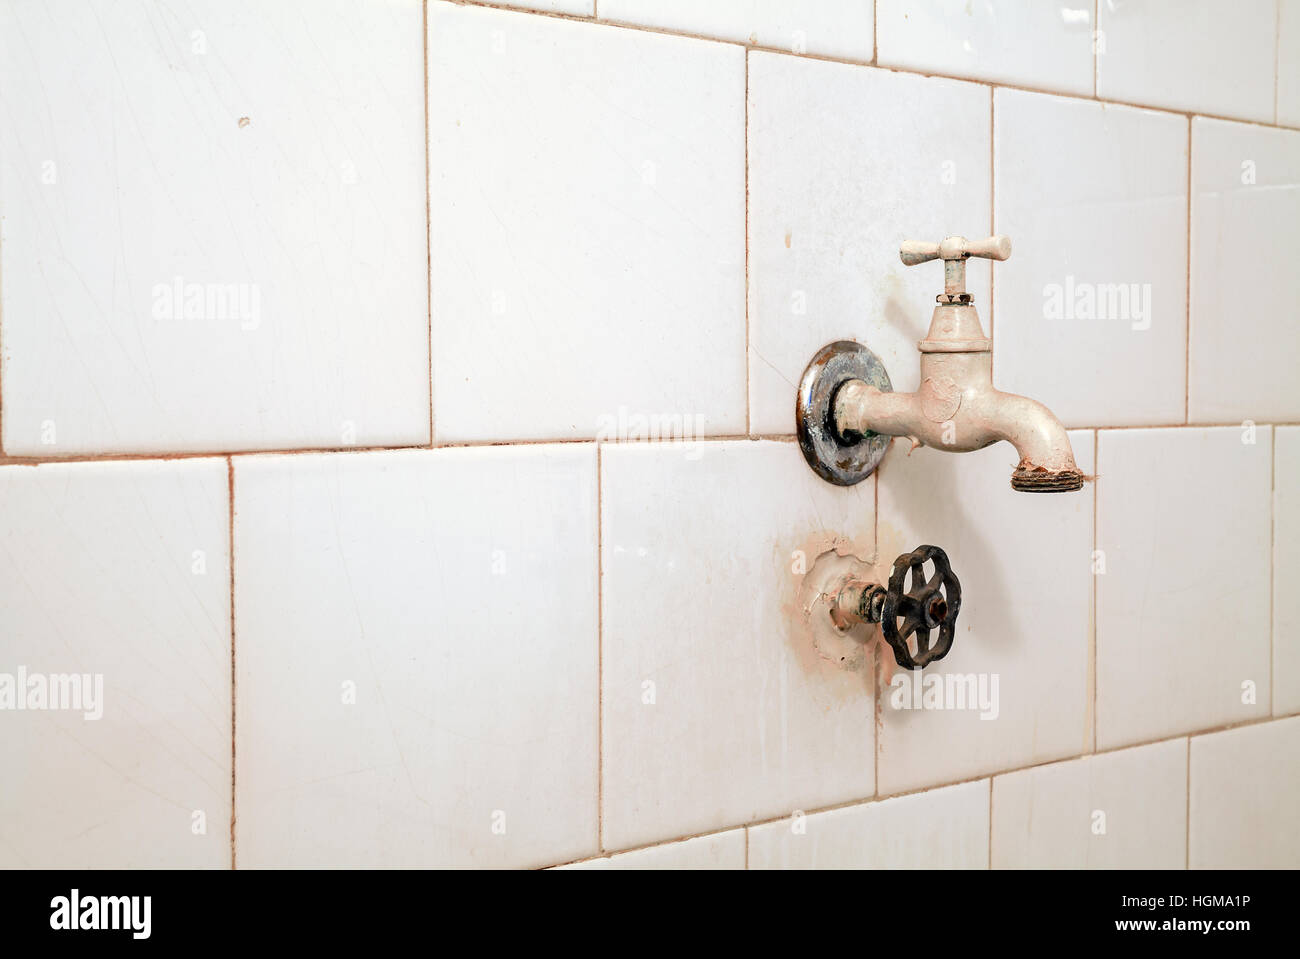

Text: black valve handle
xmin=880 ymin=545 xmax=961 ymax=670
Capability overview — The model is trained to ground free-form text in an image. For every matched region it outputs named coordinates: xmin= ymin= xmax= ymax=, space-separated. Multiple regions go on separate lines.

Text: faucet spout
xmin=833 ymin=345 xmax=1085 ymax=493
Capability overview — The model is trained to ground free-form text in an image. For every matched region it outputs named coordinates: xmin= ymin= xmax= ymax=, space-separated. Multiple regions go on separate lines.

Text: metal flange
xmin=795 ymin=340 xmax=892 ymax=486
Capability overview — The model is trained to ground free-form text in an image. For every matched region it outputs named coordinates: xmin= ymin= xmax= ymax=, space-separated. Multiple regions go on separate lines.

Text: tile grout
xmin=596 ymin=442 xmax=604 ymax=853
xmin=424 ymin=0 xmax=435 ymax=449
xmin=1184 ymin=114 xmax=1193 ymax=424
xmin=3 ymin=422 xmax=1297 ymax=470
xmin=227 ymin=455 xmax=237 ymax=870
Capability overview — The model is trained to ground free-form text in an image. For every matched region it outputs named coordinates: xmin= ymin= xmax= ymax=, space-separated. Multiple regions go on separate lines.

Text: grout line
xmin=743 ymin=825 xmax=749 ymax=870
xmin=744 ymin=51 xmax=751 ymax=438
xmin=547 ymin=710 xmax=1300 ymax=866
xmin=227 ymin=456 xmax=237 ymax=870
xmin=4 ymin=422 xmax=1300 ymax=469
xmin=425 ymin=0 xmax=435 ymax=449
xmin=1277 ymin=0 xmax=1283 ymax=126
xmin=1092 ymin=0 xmax=1099 ymax=98
xmin=446 ymin=0 xmax=1297 ymax=133
xmin=1091 ymin=429 xmax=1099 ymax=752
xmin=988 ymin=84 xmax=996 ymax=359
xmin=872 ymin=0 xmax=878 ymax=64
xmin=1271 ymin=425 xmax=1277 ymax=715
xmin=987 ymin=777 xmax=993 ymax=869
xmin=1184 ymin=115 xmax=1192 ymax=424
xmin=1184 ymin=736 xmax=1191 ymax=869
xmin=596 ymin=442 xmax=604 ymax=853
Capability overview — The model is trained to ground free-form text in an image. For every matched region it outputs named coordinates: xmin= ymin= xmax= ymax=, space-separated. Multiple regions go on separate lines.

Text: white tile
xmin=600 ymin=0 xmax=874 ymax=61
xmin=877 ymin=0 xmax=1095 ymax=95
xmin=993 ymin=90 xmax=1187 ymax=428
xmin=1096 ymin=428 xmax=1272 ymax=750
xmin=1282 ymin=0 xmax=1300 ymax=127
xmin=0 ymin=459 xmax=230 ymax=868
xmin=0 ymin=0 xmax=429 ymax=456
xmin=558 ymin=829 xmax=746 ymax=869
xmin=748 ymin=54 xmax=991 ymax=435
xmin=1190 ymin=716 xmax=1300 ymax=868
xmin=748 ymin=779 xmax=989 ymax=869
xmin=875 ymin=431 xmax=1094 ymax=795
xmin=1096 ymin=0 xmax=1276 ymax=123
xmin=601 ymin=440 xmax=875 ymax=851
xmin=1189 ymin=119 xmax=1300 ymax=423
xmin=429 ymin=3 xmax=745 ymax=443
xmin=992 ymin=739 xmax=1186 ymax=869
xmin=234 ymin=445 xmax=599 ymax=868
xmin=1277 ymin=428 xmax=1300 ymax=716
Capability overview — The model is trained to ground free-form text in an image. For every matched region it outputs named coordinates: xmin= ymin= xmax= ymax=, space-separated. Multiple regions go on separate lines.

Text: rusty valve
xmin=832 ymin=545 xmax=962 ymax=670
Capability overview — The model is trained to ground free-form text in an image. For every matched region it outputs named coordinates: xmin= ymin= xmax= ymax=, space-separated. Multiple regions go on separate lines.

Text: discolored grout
xmin=228 ymin=456 xmax=237 ymax=870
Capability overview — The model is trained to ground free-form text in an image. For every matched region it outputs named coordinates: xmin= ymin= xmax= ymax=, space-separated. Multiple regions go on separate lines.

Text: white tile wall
xmin=877 ymin=0 xmax=1095 ymax=95
xmin=1281 ymin=0 xmax=1300 ymax=127
xmin=1190 ymin=716 xmax=1300 ymax=868
xmin=1096 ymin=0 xmax=1277 ymax=123
xmin=993 ymin=90 xmax=1187 ymax=428
xmin=991 ymin=739 xmax=1187 ymax=869
xmin=559 ymin=829 xmax=746 ymax=869
xmin=747 ymin=779 xmax=990 ymax=869
xmin=0 ymin=0 xmax=429 ymax=456
xmin=1276 ymin=428 xmax=1300 ymax=717
xmin=0 ymin=459 xmax=230 ymax=868
xmin=599 ymin=0 xmax=874 ymax=61
xmin=1189 ymin=118 xmax=1300 ymax=423
xmin=600 ymin=440 xmax=875 ymax=852
xmin=0 ymin=0 xmax=1296 ymax=871
xmin=428 ymin=2 xmax=745 ymax=443
xmin=1096 ymin=428 xmax=1273 ymax=750
xmin=748 ymin=53 xmax=991 ymax=435
xmin=875 ymin=431 xmax=1095 ymax=795
xmin=234 ymin=445 xmax=598 ymax=868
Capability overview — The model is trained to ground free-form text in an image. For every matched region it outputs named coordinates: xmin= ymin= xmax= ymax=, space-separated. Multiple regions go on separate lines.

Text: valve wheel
xmin=880 ymin=545 xmax=961 ymax=670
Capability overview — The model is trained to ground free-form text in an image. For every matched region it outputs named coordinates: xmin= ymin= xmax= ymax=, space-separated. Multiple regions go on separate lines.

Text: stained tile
xmin=992 ymin=739 xmax=1187 ymax=869
xmin=0 ymin=0 xmax=429 ymax=455
xmin=877 ymin=0 xmax=1095 ymax=95
xmin=1096 ymin=427 xmax=1272 ymax=749
xmin=600 ymin=0 xmax=874 ymax=61
xmin=1189 ymin=119 xmax=1300 ymax=423
xmin=748 ymin=779 xmax=989 ymax=869
xmin=601 ymin=440 xmax=875 ymax=851
xmin=1096 ymin=0 xmax=1276 ymax=122
xmin=0 ymin=458 xmax=230 ymax=867
xmin=1190 ymin=717 xmax=1300 ymax=868
xmin=875 ymin=431 xmax=1095 ymax=795
xmin=234 ymin=445 xmax=599 ymax=868
xmin=429 ymin=2 xmax=745 ymax=442
xmin=748 ymin=53 xmax=991 ymax=435
xmin=993 ymin=89 xmax=1187 ymax=427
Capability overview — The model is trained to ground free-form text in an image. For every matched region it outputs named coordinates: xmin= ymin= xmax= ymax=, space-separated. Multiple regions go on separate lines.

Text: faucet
xmin=795 ymin=234 xmax=1085 ymax=492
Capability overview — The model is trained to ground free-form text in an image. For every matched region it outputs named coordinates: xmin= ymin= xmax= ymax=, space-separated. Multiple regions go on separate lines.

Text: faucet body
xmin=795 ymin=234 xmax=1085 ymax=492
xmin=832 ymin=302 xmax=1084 ymax=491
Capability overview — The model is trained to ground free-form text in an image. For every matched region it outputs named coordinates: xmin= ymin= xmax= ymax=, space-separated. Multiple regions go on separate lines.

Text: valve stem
xmin=831 ymin=580 xmax=886 ymax=630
